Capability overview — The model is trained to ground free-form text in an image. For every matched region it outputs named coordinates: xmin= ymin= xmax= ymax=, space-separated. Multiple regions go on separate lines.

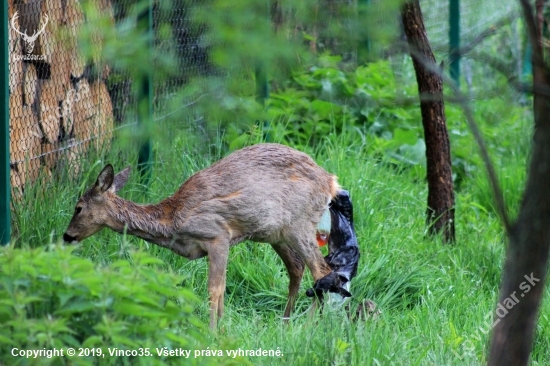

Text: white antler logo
xmin=11 ymin=12 xmax=49 ymax=54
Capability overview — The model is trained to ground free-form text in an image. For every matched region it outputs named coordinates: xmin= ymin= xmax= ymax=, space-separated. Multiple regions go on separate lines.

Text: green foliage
xmin=267 ymin=57 xmax=423 ymax=150
xmin=79 ymin=0 xmax=177 ymax=83
xmin=196 ymin=0 xmax=304 ymax=74
xmin=6 ymin=130 xmax=549 ymax=365
xmin=220 ymin=57 xmax=427 ymax=166
xmin=5 ymin=1 xmax=545 ymax=363
xmin=218 ymin=57 xmax=532 ymax=199
xmin=0 ymin=244 xmax=224 ymax=365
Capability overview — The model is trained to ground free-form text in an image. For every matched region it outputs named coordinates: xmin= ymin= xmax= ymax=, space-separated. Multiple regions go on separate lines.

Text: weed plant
xmin=4 ymin=115 xmax=549 ymax=365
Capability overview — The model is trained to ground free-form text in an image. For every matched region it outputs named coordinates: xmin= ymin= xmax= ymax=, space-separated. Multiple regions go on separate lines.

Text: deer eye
xmin=75 ymin=207 xmax=82 ymax=215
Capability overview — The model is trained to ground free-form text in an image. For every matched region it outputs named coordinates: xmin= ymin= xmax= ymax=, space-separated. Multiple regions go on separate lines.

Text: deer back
xmin=166 ymin=143 xmax=340 ymax=245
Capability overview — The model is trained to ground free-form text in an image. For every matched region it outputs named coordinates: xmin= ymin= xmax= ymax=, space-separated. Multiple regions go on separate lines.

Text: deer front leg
xmin=271 ymin=244 xmax=305 ymax=321
xmin=206 ymin=242 xmax=229 ymax=330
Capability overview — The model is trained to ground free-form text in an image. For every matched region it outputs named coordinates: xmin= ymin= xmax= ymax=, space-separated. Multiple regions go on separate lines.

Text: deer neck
xmin=105 ymin=195 xmax=175 ymax=242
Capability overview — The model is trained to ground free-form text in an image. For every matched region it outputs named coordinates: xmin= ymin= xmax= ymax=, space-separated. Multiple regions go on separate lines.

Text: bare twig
xmin=464 ymin=49 xmax=550 ymax=97
xmin=448 ymin=12 xmax=520 ymax=60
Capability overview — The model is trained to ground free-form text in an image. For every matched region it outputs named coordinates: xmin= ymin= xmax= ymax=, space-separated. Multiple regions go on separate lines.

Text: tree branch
xmin=446 ymin=12 xmax=520 ymax=60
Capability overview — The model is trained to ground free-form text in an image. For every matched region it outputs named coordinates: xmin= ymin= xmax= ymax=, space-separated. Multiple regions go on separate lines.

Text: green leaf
xmin=336 ymin=338 xmax=350 ymax=352
xmin=392 ymin=128 xmax=418 ymax=146
xmin=0 ymin=334 xmax=17 ymax=346
xmin=82 ymin=336 xmax=104 ymax=348
xmin=56 ymin=300 xmax=96 ymax=315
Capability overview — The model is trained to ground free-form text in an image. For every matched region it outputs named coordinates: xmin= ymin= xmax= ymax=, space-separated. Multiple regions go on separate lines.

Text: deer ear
xmin=95 ymin=164 xmax=115 ymax=193
xmin=111 ymin=166 xmax=131 ymax=193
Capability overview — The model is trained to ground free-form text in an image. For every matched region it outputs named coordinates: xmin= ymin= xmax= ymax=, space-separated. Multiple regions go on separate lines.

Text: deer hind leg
xmin=284 ymin=232 xmax=333 ymax=314
xmin=287 ymin=234 xmax=332 ymax=281
xmin=205 ymin=241 xmax=230 ymax=330
xmin=271 ymin=244 xmax=305 ymax=321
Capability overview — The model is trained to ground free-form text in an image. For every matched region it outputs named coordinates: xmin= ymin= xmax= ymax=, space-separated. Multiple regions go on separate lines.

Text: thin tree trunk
xmin=488 ymin=1 xmax=550 ymax=364
xmin=400 ymin=0 xmax=455 ymax=243
xmin=270 ymin=0 xmax=284 ymax=32
xmin=536 ymin=0 xmax=544 ymax=43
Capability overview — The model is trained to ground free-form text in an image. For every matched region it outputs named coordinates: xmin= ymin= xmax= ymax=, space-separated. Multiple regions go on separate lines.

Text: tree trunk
xmin=400 ymin=0 xmax=455 ymax=243
xmin=487 ymin=1 xmax=550 ymax=364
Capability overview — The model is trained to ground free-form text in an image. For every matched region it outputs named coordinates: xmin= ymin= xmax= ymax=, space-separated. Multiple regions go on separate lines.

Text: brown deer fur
xmin=63 ymin=143 xmax=341 ymax=329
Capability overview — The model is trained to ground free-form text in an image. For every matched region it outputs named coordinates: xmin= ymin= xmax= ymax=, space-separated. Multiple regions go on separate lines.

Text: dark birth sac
xmin=307 ymin=190 xmax=360 ymax=299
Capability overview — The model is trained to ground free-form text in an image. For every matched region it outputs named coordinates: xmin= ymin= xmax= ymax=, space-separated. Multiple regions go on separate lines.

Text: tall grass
xmin=6 ymin=121 xmax=550 ymax=365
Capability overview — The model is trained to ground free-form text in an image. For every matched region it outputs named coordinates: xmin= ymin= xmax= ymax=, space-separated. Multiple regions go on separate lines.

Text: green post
xmin=256 ymin=0 xmax=270 ymax=140
xmin=522 ymin=42 xmax=532 ymax=80
xmin=255 ymin=63 xmax=269 ymax=105
xmin=520 ymin=41 xmax=532 ymax=104
xmin=137 ymin=0 xmax=153 ymax=185
xmin=1 ymin=0 xmax=11 ymax=245
xmin=358 ymin=0 xmax=371 ymax=63
xmin=255 ymin=62 xmax=270 ymax=141
xmin=449 ymin=0 xmax=460 ymax=86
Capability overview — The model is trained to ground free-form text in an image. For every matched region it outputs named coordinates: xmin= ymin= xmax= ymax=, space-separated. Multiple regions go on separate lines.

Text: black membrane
xmin=306 ymin=190 xmax=360 ymax=299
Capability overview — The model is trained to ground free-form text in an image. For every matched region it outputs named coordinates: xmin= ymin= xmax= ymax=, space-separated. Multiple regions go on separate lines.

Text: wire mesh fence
xmin=152 ymin=0 xmax=213 ymax=141
xmin=8 ymin=0 xmax=122 ymax=201
xmin=420 ymin=0 xmax=522 ymax=95
xmin=6 ymin=0 xmax=524 ymax=203
xmin=421 ymin=0 xmax=518 ymax=48
xmin=6 ymin=0 xmax=212 ymax=201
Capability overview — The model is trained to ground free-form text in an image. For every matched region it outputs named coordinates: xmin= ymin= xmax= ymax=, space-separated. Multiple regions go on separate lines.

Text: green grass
xmin=5 ymin=124 xmax=550 ymax=366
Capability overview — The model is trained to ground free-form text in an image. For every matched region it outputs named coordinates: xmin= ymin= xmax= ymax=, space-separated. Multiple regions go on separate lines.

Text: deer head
xmin=11 ymin=12 xmax=49 ymax=54
xmin=63 ymin=165 xmax=131 ymax=243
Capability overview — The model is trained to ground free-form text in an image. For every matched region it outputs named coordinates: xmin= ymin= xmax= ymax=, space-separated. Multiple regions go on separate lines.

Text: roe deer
xmin=63 ymin=143 xmax=346 ymax=329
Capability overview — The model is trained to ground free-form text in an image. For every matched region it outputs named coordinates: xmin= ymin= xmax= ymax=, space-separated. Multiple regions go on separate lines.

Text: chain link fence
xmin=8 ymin=0 xmax=123 ymax=201
xmin=7 ymin=0 xmax=524 ymax=201
xmin=420 ymin=0 xmax=522 ymax=94
xmin=7 ymin=0 xmax=213 ymax=202
xmin=421 ymin=0 xmax=518 ymax=48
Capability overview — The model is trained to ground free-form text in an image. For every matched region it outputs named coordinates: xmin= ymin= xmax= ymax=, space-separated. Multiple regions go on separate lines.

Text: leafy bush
xmin=0 ymin=244 xmax=225 ymax=365
xmin=184 ymin=54 xmax=531 ymax=217
xmin=223 ymin=56 xmax=530 ymax=194
xmin=223 ymin=57 xmax=432 ymax=181
xmin=202 ymin=51 xmax=530 ymax=190
xmin=268 ymin=56 xmax=421 ymax=142
xmin=225 ymin=57 xmax=426 ymax=161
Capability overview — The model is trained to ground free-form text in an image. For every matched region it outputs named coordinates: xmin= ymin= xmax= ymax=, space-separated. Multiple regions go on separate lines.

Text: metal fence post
xmin=449 ymin=0 xmax=460 ymax=86
xmin=1 ymin=0 xmax=10 ymax=246
xmin=358 ymin=0 xmax=371 ymax=62
xmin=522 ymin=42 xmax=532 ymax=80
xmin=137 ymin=0 xmax=153 ymax=185
xmin=255 ymin=61 xmax=270 ymax=141
xmin=255 ymin=0 xmax=270 ymax=140
xmin=255 ymin=63 xmax=269 ymax=105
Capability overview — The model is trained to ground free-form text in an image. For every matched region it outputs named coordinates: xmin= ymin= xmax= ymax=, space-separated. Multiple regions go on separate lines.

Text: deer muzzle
xmin=63 ymin=233 xmax=79 ymax=244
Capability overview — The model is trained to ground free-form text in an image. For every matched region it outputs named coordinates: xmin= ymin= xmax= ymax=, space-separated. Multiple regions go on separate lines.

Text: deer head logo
xmin=11 ymin=12 xmax=49 ymax=54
